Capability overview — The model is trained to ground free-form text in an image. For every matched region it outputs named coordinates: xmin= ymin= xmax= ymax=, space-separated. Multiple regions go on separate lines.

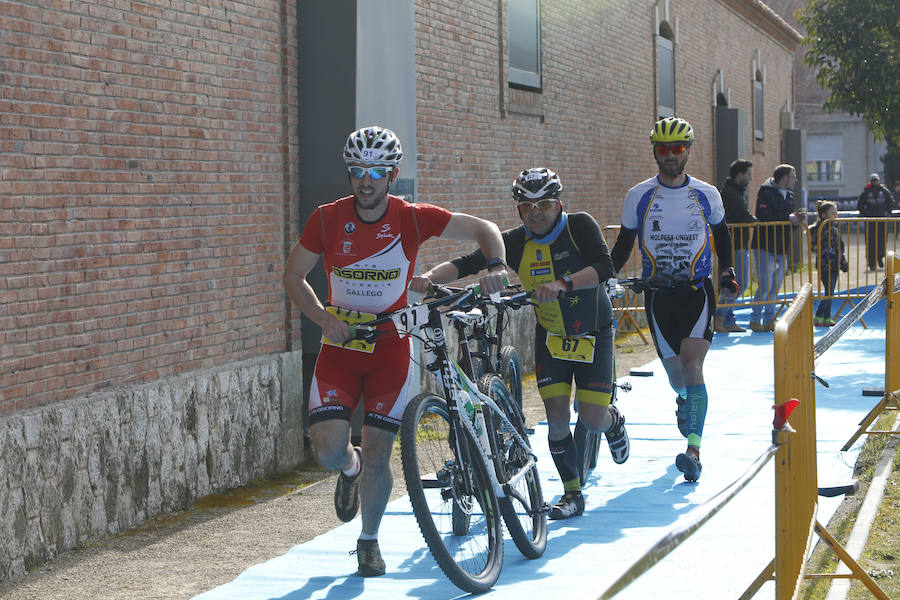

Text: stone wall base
xmin=0 ymin=351 xmax=305 ymax=581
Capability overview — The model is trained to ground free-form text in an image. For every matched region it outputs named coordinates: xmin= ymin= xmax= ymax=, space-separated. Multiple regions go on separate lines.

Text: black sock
xmin=573 ymin=418 xmax=588 ymax=483
xmin=549 ymin=432 xmax=581 ymax=492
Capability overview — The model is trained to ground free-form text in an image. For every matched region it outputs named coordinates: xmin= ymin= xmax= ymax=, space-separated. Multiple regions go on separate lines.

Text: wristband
xmin=560 ymin=275 xmax=574 ymax=293
xmin=486 ymin=257 xmax=507 ymax=271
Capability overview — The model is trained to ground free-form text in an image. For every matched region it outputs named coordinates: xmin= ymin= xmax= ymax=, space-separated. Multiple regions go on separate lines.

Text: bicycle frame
xmin=419 ymin=305 xmax=537 ymax=504
xmin=460 ymin=289 xmax=528 ymax=375
xmin=346 ymin=286 xmax=538 ymax=506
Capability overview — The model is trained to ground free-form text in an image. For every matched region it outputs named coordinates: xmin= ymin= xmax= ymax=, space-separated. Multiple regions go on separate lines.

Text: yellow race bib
xmin=545 ymin=332 xmax=595 ymax=363
xmin=321 ymin=306 xmax=377 ymax=353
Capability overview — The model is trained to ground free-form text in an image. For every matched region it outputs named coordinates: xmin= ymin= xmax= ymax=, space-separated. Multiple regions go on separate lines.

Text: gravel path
xmin=0 ymin=334 xmax=657 ymax=600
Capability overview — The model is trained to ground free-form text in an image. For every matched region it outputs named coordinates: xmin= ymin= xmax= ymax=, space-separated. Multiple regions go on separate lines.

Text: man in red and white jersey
xmin=283 ymin=126 xmax=507 ymax=576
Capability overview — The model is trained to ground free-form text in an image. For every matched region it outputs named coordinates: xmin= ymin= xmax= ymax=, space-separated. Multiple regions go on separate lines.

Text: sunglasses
xmin=654 ymin=143 xmax=688 ymax=155
xmin=348 ymin=166 xmax=393 ymax=180
xmin=516 ymin=199 xmax=560 ymax=213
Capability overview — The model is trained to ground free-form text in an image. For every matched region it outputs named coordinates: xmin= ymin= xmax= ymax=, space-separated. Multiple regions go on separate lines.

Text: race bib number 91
xmin=322 ymin=306 xmax=377 ymax=353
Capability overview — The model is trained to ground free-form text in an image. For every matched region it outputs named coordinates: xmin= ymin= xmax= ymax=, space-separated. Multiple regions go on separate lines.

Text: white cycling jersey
xmin=620 ymin=174 xmax=725 ymax=281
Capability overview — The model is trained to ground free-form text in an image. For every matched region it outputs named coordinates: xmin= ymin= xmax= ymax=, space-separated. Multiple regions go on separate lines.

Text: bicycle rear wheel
xmin=498 ymin=346 xmax=523 ymax=411
xmin=400 ymin=392 xmax=504 ymax=594
xmin=478 ymin=375 xmax=547 ymax=559
xmin=580 ymin=431 xmax=602 ymax=487
xmin=579 ymin=381 xmax=617 ymax=486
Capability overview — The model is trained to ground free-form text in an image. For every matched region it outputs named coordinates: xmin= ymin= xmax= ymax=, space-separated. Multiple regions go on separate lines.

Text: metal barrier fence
xmin=605 ymin=218 xmax=900 ymax=332
xmin=602 ymin=226 xmax=648 ymax=343
xmin=588 ymin=255 xmax=899 ymax=599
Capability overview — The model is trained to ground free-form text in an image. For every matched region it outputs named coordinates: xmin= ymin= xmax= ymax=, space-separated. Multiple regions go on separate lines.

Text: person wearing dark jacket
xmin=748 ymin=164 xmax=806 ymax=332
xmin=857 ymin=173 xmax=895 ymax=270
xmin=809 ymin=200 xmax=848 ymax=326
xmin=715 ymin=159 xmax=755 ymax=333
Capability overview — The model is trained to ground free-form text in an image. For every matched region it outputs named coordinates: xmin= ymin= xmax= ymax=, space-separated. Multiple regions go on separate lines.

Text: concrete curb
xmin=824 ymin=414 xmax=900 ymax=600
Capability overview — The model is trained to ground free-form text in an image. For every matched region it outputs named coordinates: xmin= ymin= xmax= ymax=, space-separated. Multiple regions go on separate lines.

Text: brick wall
xmin=412 ymin=0 xmax=800 ymax=273
xmin=0 ymin=0 xmax=299 ymax=414
xmin=1 ymin=0 xmax=798 ymax=414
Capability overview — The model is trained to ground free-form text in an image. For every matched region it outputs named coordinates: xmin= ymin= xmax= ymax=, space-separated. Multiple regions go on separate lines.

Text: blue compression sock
xmin=685 ymin=384 xmax=708 ymax=448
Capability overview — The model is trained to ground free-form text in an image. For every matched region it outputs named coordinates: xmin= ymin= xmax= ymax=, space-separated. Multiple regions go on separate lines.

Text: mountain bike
xmin=347 ymin=284 xmax=546 ymax=594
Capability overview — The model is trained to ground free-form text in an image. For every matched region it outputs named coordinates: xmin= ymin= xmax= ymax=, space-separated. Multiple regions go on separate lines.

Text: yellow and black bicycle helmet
xmin=650 ymin=117 xmax=694 ymax=144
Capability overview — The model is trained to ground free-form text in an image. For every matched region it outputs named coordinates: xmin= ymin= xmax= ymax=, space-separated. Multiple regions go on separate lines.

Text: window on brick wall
xmin=508 ymin=0 xmax=541 ymax=90
xmin=807 ymin=134 xmax=843 ymax=183
xmin=657 ymin=21 xmax=675 ymax=118
xmin=807 ymin=160 xmax=843 ymax=183
xmin=753 ymin=71 xmax=764 ymax=140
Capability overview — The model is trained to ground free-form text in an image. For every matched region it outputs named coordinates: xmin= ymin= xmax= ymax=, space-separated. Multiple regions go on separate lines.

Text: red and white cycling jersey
xmin=299 ymin=194 xmax=452 ymax=314
xmin=299 ymin=194 xmax=452 ymax=431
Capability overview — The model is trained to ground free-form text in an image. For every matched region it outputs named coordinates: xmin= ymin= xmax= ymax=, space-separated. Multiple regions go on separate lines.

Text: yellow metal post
xmin=772 ymin=285 xmax=816 ymax=599
xmin=840 ymin=251 xmax=900 ymax=450
xmin=886 ymin=252 xmax=898 ymax=395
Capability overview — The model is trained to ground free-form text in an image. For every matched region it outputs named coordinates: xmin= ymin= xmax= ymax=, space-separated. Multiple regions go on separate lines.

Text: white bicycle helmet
xmin=511 ymin=167 xmax=563 ymax=201
xmin=343 ymin=126 xmax=403 ymax=166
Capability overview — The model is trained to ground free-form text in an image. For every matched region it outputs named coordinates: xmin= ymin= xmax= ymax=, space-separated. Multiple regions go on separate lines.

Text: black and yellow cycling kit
xmin=452 ymin=211 xmax=616 ymax=405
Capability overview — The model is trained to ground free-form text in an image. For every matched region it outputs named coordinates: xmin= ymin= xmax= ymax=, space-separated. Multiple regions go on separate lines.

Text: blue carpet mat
xmin=193 ymin=306 xmax=887 ymax=600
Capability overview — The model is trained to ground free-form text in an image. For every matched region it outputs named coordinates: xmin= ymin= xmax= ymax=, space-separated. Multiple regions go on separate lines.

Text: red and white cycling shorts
xmin=308 ymin=333 xmax=413 ymax=433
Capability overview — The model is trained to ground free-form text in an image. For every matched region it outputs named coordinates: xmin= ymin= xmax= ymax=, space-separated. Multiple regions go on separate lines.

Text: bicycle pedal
xmin=537 ymin=502 xmax=553 ymax=515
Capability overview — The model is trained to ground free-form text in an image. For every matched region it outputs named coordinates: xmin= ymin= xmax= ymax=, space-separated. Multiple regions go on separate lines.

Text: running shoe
xmin=548 ymin=491 xmax=585 ymax=520
xmin=675 ymin=449 xmax=702 ymax=482
xmin=605 ymin=405 xmax=630 ymax=464
xmin=334 ymin=447 xmax=362 ymax=522
xmin=352 ymin=539 xmax=386 ymax=577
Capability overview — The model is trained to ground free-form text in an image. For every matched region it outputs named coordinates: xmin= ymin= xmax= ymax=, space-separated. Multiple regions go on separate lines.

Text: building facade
xmin=764 ymin=0 xmax=888 ymax=201
xmin=1 ymin=0 xmax=799 ymax=579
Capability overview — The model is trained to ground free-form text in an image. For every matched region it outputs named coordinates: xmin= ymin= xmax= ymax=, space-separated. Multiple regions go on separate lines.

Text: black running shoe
xmin=334 ymin=447 xmax=362 ymax=522
xmin=352 ymin=539 xmax=386 ymax=577
xmin=548 ymin=491 xmax=585 ymax=520
xmin=675 ymin=450 xmax=702 ymax=482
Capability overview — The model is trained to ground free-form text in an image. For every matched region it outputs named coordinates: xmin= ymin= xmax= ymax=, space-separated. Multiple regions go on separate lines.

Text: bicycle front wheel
xmin=498 ymin=346 xmax=523 ymax=411
xmin=478 ymin=374 xmax=547 ymax=559
xmin=400 ymin=392 xmax=504 ymax=594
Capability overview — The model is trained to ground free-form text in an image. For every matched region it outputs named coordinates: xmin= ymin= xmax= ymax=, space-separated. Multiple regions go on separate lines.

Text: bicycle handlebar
xmin=345 ymin=283 xmax=529 ymax=343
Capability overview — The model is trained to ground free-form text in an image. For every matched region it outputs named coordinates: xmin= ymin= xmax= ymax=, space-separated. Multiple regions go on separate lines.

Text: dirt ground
xmin=0 ymin=332 xmax=654 ymax=600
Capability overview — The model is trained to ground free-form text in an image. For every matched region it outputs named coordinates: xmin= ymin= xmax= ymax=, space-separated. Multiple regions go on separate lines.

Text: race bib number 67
xmin=545 ymin=332 xmax=595 ymax=363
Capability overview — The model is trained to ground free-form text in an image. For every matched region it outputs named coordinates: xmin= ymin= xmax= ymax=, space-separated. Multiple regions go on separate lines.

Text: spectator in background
xmin=748 ymin=164 xmax=806 ymax=332
xmin=809 ymin=200 xmax=848 ymax=327
xmin=857 ymin=173 xmax=895 ymax=270
xmin=715 ymin=159 xmax=755 ymax=333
